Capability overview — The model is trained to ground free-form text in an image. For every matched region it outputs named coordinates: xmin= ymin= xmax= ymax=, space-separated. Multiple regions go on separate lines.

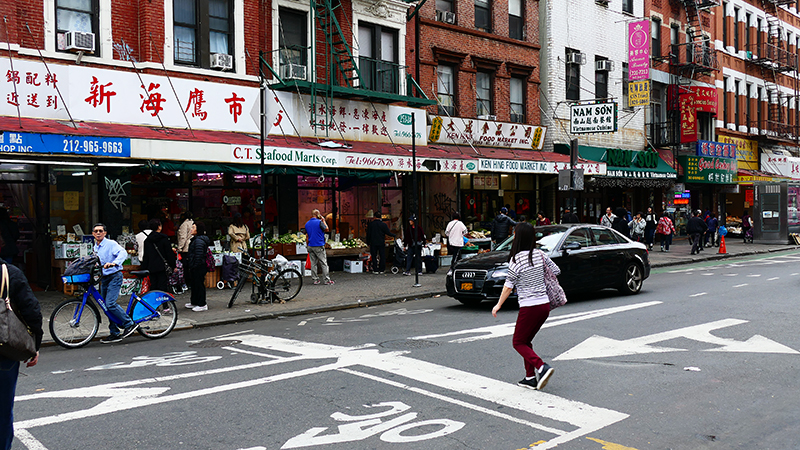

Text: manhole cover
xmin=189 ymin=339 xmax=242 ymax=348
xmin=379 ymin=339 xmax=439 ymax=350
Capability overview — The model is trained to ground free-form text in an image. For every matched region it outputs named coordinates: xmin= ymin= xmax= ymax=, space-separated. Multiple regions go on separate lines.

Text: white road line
xmin=792 ymin=273 xmax=800 ymax=276
xmin=767 ymin=277 xmax=780 ymax=281
xmin=701 ymin=273 xmax=714 ymax=276
xmin=746 ymin=274 xmax=761 ymax=277
xmin=222 ymin=346 xmax=282 ymax=359
xmin=13 ymin=429 xmax=49 ymax=450
xmin=185 ymin=330 xmax=254 ymax=344
xmin=689 ymin=292 xmax=707 ymax=297
xmin=724 ymin=274 xmax=738 ymax=276
xmin=733 ymin=284 xmax=748 ymax=288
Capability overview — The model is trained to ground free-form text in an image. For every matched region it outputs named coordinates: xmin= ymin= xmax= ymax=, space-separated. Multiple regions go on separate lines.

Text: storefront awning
xmin=148 ymin=160 xmax=392 ymax=182
xmin=556 ymin=144 xmax=676 ymax=180
xmin=736 ymin=169 xmax=791 ymax=185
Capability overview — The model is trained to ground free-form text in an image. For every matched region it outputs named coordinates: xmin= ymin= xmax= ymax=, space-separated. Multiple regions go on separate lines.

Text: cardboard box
xmin=439 ymin=255 xmax=453 ymax=267
xmin=343 ymin=260 xmax=363 ymax=273
xmin=281 ymin=243 xmax=297 ymax=257
xmin=295 ymin=243 xmax=308 ymax=255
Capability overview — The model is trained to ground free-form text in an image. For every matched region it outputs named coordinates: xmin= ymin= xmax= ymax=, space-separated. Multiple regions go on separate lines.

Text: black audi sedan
xmin=446 ymin=224 xmax=650 ymax=305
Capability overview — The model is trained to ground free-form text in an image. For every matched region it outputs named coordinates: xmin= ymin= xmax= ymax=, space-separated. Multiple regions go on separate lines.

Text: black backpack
xmin=64 ymin=256 xmax=99 ymax=276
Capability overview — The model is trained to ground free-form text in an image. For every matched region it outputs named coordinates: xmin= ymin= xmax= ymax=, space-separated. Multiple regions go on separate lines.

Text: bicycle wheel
xmin=272 ymin=268 xmax=303 ymax=302
xmin=137 ymin=291 xmax=178 ymax=339
xmin=49 ymin=299 xmax=100 ymax=349
xmin=228 ymin=276 xmax=248 ymax=308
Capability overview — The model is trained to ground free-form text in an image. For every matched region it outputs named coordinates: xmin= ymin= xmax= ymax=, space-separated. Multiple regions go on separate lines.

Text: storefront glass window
xmin=788 ymin=186 xmax=800 ymax=227
xmin=50 ymin=168 xmax=94 ymax=237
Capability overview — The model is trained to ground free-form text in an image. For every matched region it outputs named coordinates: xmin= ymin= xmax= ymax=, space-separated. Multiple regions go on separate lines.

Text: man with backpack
xmin=92 ymin=223 xmax=138 ymax=343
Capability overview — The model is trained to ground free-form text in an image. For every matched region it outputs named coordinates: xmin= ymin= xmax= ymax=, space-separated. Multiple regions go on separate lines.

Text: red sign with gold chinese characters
xmin=680 ymin=93 xmax=697 ymax=143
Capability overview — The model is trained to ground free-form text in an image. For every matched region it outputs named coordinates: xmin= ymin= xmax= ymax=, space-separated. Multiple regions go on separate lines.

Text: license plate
xmin=460 ymin=282 xmax=473 ymax=291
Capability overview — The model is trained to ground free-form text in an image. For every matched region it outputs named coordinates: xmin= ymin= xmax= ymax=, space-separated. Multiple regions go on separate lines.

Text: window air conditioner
xmin=435 ymin=10 xmax=457 ymax=24
xmin=566 ymin=52 xmax=586 ymax=65
xmin=478 ymin=114 xmax=497 ymax=121
xmin=64 ymin=31 xmax=95 ymax=53
xmin=281 ymin=64 xmax=308 ymax=81
xmin=210 ymin=53 xmax=233 ymax=70
xmin=595 ymin=59 xmax=614 ymax=71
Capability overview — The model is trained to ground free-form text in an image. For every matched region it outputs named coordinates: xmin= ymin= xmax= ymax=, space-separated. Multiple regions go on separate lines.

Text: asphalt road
xmin=11 ymin=251 xmax=800 ymax=450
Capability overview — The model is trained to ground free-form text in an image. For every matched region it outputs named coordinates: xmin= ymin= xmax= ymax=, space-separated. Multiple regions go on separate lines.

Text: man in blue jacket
xmin=306 ymin=210 xmax=334 ymax=285
xmin=92 ymin=223 xmax=138 ymax=343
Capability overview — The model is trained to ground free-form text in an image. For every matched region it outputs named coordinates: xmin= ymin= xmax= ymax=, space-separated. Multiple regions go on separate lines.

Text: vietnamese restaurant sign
xmin=230 ymin=145 xmax=478 ymax=173
xmin=426 ymin=115 xmax=546 ymax=150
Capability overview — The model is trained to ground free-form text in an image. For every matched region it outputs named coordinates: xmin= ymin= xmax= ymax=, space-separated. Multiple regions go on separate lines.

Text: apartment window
xmin=651 ymin=19 xmax=661 ymax=58
xmin=436 ymin=0 xmax=453 ymax=12
xmin=566 ymin=49 xmax=581 ymax=101
xmin=278 ymin=9 xmax=307 ymax=68
xmin=622 ymin=62 xmax=630 ymax=109
xmin=722 ymin=2 xmax=728 ymax=48
xmin=735 ymin=80 xmax=741 ymax=126
xmin=757 ymin=86 xmax=763 ymax=128
xmin=509 ymin=0 xmax=523 ymax=40
xmin=745 ymin=13 xmax=751 ymax=50
xmin=595 ymin=57 xmax=609 ymax=100
xmin=476 ymin=71 xmax=493 ymax=116
xmin=475 ymin=0 xmax=491 ymax=32
xmin=174 ymin=0 xmax=233 ymax=68
xmin=56 ymin=0 xmax=99 ymax=54
xmin=437 ymin=65 xmax=456 ymax=116
xmin=622 ymin=0 xmax=633 ymax=14
xmin=510 ymin=76 xmax=525 ymax=123
xmin=723 ymin=76 xmax=729 ymax=124
xmin=746 ymin=83 xmax=753 ymax=129
xmin=358 ymin=23 xmax=399 ymax=93
xmin=733 ymin=7 xmax=740 ymax=52
xmin=756 ymin=18 xmax=762 ymax=50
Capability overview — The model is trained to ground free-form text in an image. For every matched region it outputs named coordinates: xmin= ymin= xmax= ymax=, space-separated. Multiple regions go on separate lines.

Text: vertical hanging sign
xmin=628 ymin=20 xmax=650 ymax=81
xmin=680 ymin=92 xmax=697 ymax=143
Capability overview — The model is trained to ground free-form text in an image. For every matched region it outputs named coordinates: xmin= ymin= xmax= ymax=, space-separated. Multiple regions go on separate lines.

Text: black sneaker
xmin=120 ymin=323 xmax=140 ymax=339
xmin=536 ymin=363 xmax=554 ymax=390
xmin=100 ymin=334 xmax=122 ymax=344
xmin=517 ymin=378 xmax=538 ymax=390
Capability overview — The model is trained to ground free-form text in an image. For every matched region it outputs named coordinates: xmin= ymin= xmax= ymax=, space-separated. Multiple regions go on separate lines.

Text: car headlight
xmin=447 ymin=269 xmax=453 ymax=277
xmin=491 ymin=269 xmax=508 ymax=278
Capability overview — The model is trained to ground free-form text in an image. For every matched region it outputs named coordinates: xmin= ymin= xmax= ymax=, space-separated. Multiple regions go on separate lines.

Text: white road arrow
xmin=554 ymin=318 xmax=800 ymax=361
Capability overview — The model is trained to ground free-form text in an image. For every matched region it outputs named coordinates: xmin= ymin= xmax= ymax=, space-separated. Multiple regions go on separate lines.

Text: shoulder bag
xmin=539 ymin=251 xmax=567 ymax=310
xmin=152 ymin=243 xmax=173 ymax=273
xmin=0 ymin=264 xmax=37 ymax=361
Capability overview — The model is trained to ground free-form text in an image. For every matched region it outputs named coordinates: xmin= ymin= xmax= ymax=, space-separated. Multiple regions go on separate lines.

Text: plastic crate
xmin=62 ymin=273 xmax=92 ymax=284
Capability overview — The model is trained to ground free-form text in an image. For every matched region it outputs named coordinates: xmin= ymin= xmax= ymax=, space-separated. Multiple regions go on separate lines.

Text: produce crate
xmin=204 ymin=267 xmax=221 ymax=289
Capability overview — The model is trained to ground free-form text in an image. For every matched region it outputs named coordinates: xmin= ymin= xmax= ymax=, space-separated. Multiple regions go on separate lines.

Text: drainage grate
xmin=379 ymin=339 xmax=440 ymax=350
xmin=189 ymin=339 xmax=242 ymax=348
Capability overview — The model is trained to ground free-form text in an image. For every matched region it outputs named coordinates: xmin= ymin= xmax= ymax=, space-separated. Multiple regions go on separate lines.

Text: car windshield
xmin=492 ymin=226 xmax=569 ymax=253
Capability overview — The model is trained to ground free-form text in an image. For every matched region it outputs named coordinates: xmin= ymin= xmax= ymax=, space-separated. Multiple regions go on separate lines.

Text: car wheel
xmin=619 ymin=262 xmax=643 ymax=295
xmin=456 ymin=297 xmax=483 ymax=306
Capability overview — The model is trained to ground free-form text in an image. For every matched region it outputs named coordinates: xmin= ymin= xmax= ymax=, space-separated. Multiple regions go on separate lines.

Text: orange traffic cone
xmin=718 ymin=235 xmax=727 ymax=254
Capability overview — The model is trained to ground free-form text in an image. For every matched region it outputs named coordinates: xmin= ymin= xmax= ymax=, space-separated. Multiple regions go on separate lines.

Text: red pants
xmin=512 ymin=303 xmax=550 ymax=378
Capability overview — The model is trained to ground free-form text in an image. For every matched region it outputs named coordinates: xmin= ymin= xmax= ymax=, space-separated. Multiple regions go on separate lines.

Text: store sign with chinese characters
xmin=628 ymin=20 xmax=650 ymax=81
xmin=426 ymin=115 xmax=546 ymax=150
xmin=678 ymin=156 xmax=737 ymax=184
xmin=696 ymin=140 xmax=736 ymax=159
xmin=760 ymin=151 xmax=800 ymax=179
xmin=0 ymin=131 xmax=130 ymax=157
xmin=478 ymin=158 xmax=606 ymax=175
xmin=1 ymin=58 xmax=258 ymax=133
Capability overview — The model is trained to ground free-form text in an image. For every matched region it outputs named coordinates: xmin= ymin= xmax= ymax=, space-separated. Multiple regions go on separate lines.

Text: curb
xmin=649 ymin=245 xmax=800 ymax=268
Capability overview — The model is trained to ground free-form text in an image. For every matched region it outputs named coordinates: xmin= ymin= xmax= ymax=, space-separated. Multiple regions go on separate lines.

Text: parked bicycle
xmin=50 ymin=261 xmax=178 ymax=349
xmin=227 ymin=253 xmax=302 ymax=308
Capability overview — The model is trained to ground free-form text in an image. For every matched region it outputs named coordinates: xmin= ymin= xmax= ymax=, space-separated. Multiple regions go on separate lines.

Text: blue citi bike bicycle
xmin=49 ymin=261 xmax=178 ymax=349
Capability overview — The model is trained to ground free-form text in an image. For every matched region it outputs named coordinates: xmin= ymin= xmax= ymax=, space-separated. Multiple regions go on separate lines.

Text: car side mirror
xmin=562 ymin=242 xmax=581 ymax=253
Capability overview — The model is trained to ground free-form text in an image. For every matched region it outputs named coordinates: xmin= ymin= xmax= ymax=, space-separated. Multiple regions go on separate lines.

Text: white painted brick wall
xmin=539 ymin=0 xmax=646 ymax=152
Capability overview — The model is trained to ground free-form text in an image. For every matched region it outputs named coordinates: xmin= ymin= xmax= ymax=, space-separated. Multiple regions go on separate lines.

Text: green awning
xmin=147 ymin=161 xmax=392 ymax=182
xmin=555 ymin=144 xmax=676 ymax=180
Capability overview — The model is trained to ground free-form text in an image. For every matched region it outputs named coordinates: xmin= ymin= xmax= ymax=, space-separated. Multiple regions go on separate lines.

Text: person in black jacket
xmin=560 ymin=207 xmax=580 ymax=224
xmin=185 ymin=221 xmax=211 ymax=312
xmin=0 ymin=208 xmax=19 ymax=264
xmin=0 ymin=236 xmax=42 ymax=449
xmin=142 ymin=218 xmax=176 ymax=293
xmin=365 ymin=211 xmax=395 ymax=274
xmin=611 ymin=207 xmax=631 ymax=238
xmin=491 ymin=207 xmax=517 ymax=248
xmin=403 ymin=216 xmax=426 ymax=276
xmin=687 ymin=210 xmax=708 ymax=255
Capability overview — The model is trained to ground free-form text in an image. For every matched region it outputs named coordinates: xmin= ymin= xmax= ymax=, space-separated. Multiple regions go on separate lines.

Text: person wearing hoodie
xmin=142 ymin=218 xmax=177 ymax=293
xmin=185 ymin=221 xmax=211 ymax=311
xmin=611 ymin=208 xmax=631 ymax=238
xmin=491 ymin=207 xmax=517 ymax=249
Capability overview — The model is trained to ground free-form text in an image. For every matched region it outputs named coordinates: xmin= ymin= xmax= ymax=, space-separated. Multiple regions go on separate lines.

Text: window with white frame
xmin=510 ymin=76 xmax=525 ymax=123
xmin=278 ymin=8 xmax=308 ymax=68
xmin=437 ymin=64 xmax=456 ymax=116
xmin=358 ymin=23 xmax=399 ymax=93
xmin=56 ymin=0 xmax=99 ymax=55
xmin=476 ymin=71 xmax=493 ymax=116
xmin=174 ymin=0 xmax=233 ymax=68
xmin=509 ymin=0 xmax=523 ymax=40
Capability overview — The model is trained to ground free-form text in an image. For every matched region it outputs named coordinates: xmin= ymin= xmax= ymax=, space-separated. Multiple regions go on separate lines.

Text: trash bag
xmin=221 ymin=255 xmax=240 ymax=282
xmin=423 ymin=255 xmax=438 ymax=274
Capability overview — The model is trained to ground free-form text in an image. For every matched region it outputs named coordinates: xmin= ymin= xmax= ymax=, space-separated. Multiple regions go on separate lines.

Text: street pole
xmin=570 ymin=138 xmax=578 ymax=217
xmin=412 ymin=114 xmax=421 ymax=288
xmin=259 ymin=51 xmax=267 ymax=254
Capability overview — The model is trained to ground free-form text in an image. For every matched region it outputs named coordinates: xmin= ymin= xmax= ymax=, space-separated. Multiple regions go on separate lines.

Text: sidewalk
xmin=37 ymin=238 xmax=799 ymax=345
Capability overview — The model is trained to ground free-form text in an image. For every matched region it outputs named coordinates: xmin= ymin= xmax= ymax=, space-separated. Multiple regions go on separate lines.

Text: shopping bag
xmin=305 ymin=254 xmax=311 ymax=270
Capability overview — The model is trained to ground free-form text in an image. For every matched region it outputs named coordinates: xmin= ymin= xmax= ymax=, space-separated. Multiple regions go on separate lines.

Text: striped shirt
xmin=503 ymin=249 xmax=561 ymax=307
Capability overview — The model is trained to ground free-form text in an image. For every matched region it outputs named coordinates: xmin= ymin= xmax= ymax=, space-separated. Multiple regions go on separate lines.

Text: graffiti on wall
xmin=104 ymin=177 xmax=131 ymax=211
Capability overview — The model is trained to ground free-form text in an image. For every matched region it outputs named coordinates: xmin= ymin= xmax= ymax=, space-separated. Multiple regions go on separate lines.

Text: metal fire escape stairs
xmin=674 ymin=0 xmax=719 ymax=87
xmin=260 ymin=0 xmax=434 ymax=137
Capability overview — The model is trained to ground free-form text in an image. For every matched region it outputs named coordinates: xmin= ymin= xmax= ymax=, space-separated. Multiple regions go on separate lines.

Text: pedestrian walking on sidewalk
xmin=742 ymin=210 xmax=754 ymax=243
xmin=185 ymin=221 xmax=211 ymax=312
xmin=142 ymin=218 xmax=177 ymax=293
xmin=306 ymin=209 xmax=334 ymax=285
xmin=611 ymin=208 xmax=631 ymax=238
xmin=705 ymin=212 xmax=719 ymax=247
xmin=445 ymin=212 xmax=467 ymax=266
xmin=600 ymin=207 xmax=616 ymax=227
xmin=687 ymin=210 xmax=708 ymax=255
xmin=491 ymin=223 xmax=558 ymax=391
xmin=0 ymin=244 xmax=42 ymax=450
xmin=628 ymin=212 xmax=645 ymax=242
xmin=644 ymin=207 xmax=657 ymax=250
xmin=366 ymin=210 xmax=395 ymax=274
xmin=403 ymin=216 xmax=426 ymax=276
xmin=491 ymin=207 xmax=517 ymax=249
xmin=656 ymin=212 xmax=675 ymax=252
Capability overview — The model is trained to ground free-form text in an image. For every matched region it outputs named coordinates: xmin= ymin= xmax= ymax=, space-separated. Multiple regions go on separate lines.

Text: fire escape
xmin=260 ymin=0 xmax=435 ymax=137
xmin=651 ymin=0 xmax=719 ymax=148
xmin=745 ymin=0 xmax=799 ymax=143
